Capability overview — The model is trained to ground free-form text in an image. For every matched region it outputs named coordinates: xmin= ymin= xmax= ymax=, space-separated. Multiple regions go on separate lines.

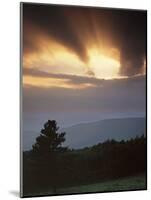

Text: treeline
xmin=23 ymin=134 xmax=146 ymax=195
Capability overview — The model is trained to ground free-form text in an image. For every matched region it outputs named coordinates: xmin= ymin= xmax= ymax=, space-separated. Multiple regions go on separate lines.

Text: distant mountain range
xmin=62 ymin=117 xmax=146 ymax=149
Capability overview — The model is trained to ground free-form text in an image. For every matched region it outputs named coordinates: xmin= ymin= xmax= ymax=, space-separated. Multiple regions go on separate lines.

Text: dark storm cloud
xmin=111 ymin=11 xmax=147 ymax=76
xmin=23 ymin=3 xmax=147 ymax=76
xmin=23 ymin=4 xmax=89 ymax=61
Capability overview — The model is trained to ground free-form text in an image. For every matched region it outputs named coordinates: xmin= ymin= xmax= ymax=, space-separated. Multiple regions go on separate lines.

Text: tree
xmin=32 ymin=120 xmax=68 ymax=155
xmin=31 ymin=120 xmax=68 ymax=193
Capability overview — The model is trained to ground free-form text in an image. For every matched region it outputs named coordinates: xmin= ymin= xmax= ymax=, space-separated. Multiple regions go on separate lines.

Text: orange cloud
xmin=23 ymin=33 xmax=121 ymax=83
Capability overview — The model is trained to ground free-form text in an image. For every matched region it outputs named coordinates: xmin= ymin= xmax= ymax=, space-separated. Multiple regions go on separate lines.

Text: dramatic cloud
xmin=23 ymin=4 xmax=147 ymax=76
xmin=23 ymin=5 xmax=88 ymax=63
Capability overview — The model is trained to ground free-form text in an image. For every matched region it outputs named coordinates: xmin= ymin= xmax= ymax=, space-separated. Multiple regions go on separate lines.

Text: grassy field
xmin=25 ymin=174 xmax=146 ymax=197
xmin=57 ymin=174 xmax=146 ymax=195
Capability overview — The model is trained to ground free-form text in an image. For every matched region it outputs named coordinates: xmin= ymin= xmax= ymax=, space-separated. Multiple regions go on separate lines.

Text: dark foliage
xmin=23 ymin=120 xmax=146 ymax=195
xmin=32 ymin=120 xmax=68 ymax=154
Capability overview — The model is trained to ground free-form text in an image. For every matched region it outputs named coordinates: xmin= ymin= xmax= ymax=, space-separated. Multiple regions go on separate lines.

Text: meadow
xmin=24 ymin=174 xmax=146 ymax=197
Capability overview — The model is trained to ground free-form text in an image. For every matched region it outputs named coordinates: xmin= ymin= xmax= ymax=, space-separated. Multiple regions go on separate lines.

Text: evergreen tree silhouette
xmin=32 ymin=120 xmax=67 ymax=154
xmin=32 ymin=120 xmax=68 ymax=193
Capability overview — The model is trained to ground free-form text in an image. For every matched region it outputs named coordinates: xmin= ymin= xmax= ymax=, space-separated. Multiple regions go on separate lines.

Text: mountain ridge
xmin=62 ymin=117 xmax=146 ymax=149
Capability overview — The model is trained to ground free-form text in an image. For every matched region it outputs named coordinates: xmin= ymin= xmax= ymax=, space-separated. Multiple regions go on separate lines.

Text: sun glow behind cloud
xmin=87 ymin=47 xmax=121 ymax=79
xmin=23 ymin=37 xmax=86 ymax=76
xmin=23 ymin=35 xmax=123 ymax=88
xmin=23 ymin=6 xmax=145 ymax=89
xmin=23 ymin=5 xmax=146 ymax=89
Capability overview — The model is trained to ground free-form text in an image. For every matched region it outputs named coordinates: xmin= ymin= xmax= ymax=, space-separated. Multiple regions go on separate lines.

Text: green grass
xmin=25 ymin=174 xmax=146 ymax=197
xmin=57 ymin=174 xmax=146 ymax=194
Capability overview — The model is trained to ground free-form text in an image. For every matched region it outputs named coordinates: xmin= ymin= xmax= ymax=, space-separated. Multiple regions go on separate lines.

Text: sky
xmin=22 ymin=3 xmax=147 ymax=150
